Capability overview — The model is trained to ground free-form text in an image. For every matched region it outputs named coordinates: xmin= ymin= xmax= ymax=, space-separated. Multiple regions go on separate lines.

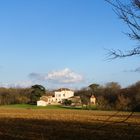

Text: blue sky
xmin=0 ymin=0 xmax=139 ymax=89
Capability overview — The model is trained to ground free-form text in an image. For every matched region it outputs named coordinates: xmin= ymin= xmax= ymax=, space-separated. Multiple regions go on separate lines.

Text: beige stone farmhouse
xmin=37 ymin=88 xmax=74 ymax=106
xmin=37 ymin=88 xmax=97 ymax=106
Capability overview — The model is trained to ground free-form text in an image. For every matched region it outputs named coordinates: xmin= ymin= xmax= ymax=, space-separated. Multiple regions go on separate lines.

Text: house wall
xmin=55 ymin=90 xmax=74 ymax=102
xmin=37 ymin=100 xmax=48 ymax=106
xmin=90 ymin=97 xmax=96 ymax=105
xmin=47 ymin=97 xmax=56 ymax=104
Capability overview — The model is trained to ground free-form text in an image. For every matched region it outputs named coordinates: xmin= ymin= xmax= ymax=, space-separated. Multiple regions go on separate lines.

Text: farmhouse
xmin=54 ymin=88 xmax=74 ymax=103
xmin=37 ymin=100 xmax=47 ymax=106
xmin=37 ymin=88 xmax=74 ymax=106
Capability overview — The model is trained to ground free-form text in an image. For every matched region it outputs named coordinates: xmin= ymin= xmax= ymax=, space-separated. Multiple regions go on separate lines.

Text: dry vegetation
xmin=0 ymin=108 xmax=140 ymax=140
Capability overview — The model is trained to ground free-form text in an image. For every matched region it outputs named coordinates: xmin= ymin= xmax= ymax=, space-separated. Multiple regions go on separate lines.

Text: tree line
xmin=0 ymin=84 xmax=46 ymax=105
xmin=0 ymin=82 xmax=140 ymax=112
xmin=75 ymin=81 xmax=140 ymax=111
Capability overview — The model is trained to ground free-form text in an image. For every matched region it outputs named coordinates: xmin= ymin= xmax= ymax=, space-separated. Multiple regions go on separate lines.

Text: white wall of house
xmin=37 ymin=100 xmax=48 ymax=106
xmin=47 ymin=97 xmax=56 ymax=104
xmin=55 ymin=90 xmax=74 ymax=103
xmin=90 ymin=97 xmax=96 ymax=105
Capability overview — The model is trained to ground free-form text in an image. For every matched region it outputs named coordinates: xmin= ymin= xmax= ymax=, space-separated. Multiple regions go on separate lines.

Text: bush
xmin=62 ymin=99 xmax=72 ymax=106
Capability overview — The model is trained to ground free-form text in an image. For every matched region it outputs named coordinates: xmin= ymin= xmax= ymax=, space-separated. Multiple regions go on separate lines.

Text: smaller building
xmin=37 ymin=100 xmax=48 ymax=106
xmin=37 ymin=96 xmax=55 ymax=106
xmin=68 ymin=96 xmax=81 ymax=106
xmin=90 ymin=95 xmax=96 ymax=105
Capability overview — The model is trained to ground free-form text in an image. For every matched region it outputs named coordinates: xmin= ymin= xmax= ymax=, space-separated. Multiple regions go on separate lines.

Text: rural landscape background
xmin=0 ymin=0 xmax=140 ymax=140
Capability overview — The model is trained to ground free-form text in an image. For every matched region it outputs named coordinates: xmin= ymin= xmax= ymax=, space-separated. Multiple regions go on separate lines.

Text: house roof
xmin=40 ymin=96 xmax=53 ymax=102
xmin=55 ymin=88 xmax=72 ymax=92
xmin=68 ymin=96 xmax=81 ymax=99
xmin=68 ymin=96 xmax=81 ymax=103
xmin=46 ymin=91 xmax=55 ymax=96
xmin=90 ymin=95 xmax=96 ymax=98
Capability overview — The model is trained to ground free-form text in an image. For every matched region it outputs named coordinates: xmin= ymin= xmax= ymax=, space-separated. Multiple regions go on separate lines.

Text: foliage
xmin=62 ymin=99 xmax=72 ymax=106
xmin=75 ymin=88 xmax=91 ymax=106
xmin=115 ymin=94 xmax=131 ymax=111
xmin=0 ymin=84 xmax=46 ymax=106
xmin=89 ymin=83 xmax=99 ymax=92
xmin=75 ymin=81 xmax=140 ymax=111
xmin=0 ymin=81 xmax=140 ymax=111
xmin=0 ymin=88 xmax=31 ymax=105
xmin=29 ymin=85 xmax=46 ymax=105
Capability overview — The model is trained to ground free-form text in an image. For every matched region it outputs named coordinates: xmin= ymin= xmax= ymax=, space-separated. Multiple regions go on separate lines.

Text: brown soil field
xmin=0 ymin=108 xmax=140 ymax=140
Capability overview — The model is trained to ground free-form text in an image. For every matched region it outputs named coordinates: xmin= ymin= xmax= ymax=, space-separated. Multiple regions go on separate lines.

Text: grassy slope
xmin=0 ymin=104 xmax=63 ymax=109
xmin=0 ymin=104 xmax=97 ymax=110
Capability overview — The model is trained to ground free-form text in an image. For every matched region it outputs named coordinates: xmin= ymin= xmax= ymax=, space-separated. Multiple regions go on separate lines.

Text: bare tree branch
xmin=106 ymin=47 xmax=140 ymax=59
xmin=105 ymin=0 xmax=140 ymax=58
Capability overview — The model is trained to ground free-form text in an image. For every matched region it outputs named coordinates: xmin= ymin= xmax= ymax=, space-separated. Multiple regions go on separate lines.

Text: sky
xmin=0 ymin=0 xmax=140 ymax=89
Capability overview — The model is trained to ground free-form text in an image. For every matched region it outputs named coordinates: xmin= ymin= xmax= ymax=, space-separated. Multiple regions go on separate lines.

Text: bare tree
xmin=106 ymin=0 xmax=140 ymax=59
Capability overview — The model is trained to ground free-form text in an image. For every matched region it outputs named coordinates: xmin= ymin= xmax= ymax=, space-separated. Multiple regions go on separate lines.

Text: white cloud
xmin=47 ymin=68 xmax=84 ymax=83
xmin=0 ymin=68 xmax=84 ymax=89
xmin=29 ymin=68 xmax=84 ymax=84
